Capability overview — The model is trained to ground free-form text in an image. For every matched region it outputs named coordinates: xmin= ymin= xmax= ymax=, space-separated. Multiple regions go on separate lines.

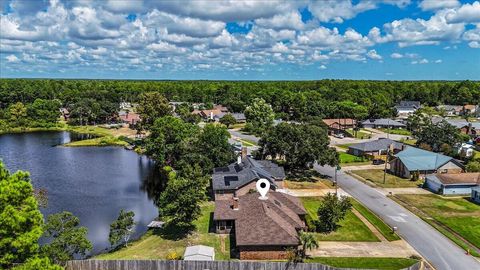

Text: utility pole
xmin=383 ymin=144 xmax=392 ymax=184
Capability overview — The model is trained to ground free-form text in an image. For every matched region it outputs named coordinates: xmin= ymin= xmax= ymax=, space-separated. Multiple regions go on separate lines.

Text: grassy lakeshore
xmin=1 ymin=124 xmax=135 ymax=147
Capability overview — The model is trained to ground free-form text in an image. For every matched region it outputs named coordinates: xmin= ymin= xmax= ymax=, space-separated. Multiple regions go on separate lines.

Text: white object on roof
xmin=147 ymin=221 xmax=165 ymax=228
xmin=184 ymin=245 xmax=215 ymax=261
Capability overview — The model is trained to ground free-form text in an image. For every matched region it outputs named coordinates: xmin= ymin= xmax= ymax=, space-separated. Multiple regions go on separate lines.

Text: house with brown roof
xmin=425 ymin=173 xmax=480 ymax=195
xmin=212 ymin=150 xmax=286 ymax=200
xmin=192 ymin=105 xmax=229 ymax=121
xmin=213 ymin=191 xmax=307 ymax=260
xmin=322 ymin=118 xmax=356 ymax=135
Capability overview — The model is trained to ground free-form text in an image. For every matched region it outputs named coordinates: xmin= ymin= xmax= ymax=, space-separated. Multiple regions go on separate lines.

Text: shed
xmin=183 ymin=245 xmax=215 ymax=261
xmin=425 ymin=173 xmax=480 ymax=195
xmin=472 ymin=186 xmax=480 ymax=204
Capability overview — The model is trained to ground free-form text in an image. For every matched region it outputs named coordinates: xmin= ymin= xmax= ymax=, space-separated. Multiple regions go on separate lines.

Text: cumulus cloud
xmin=446 ymin=1 xmax=480 ymax=24
xmin=255 ymin=11 xmax=305 ymax=30
xmin=308 ymin=0 xmax=377 ymax=23
xmin=6 ymin=54 xmax=20 ymax=62
xmin=419 ymin=0 xmax=460 ymax=11
xmin=390 ymin=52 xmax=403 ymax=58
xmin=367 ymin=49 xmax=382 ymax=60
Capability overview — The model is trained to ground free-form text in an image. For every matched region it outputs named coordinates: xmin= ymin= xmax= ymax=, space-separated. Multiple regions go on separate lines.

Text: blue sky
xmin=0 ymin=0 xmax=479 ymax=80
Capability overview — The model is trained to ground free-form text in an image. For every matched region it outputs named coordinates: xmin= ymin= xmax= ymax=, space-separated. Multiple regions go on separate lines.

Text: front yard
xmin=352 ymin=169 xmax=423 ymax=188
xmin=96 ymin=202 xmax=231 ymax=260
xmin=306 ymin=257 xmax=419 ymax=270
xmin=394 ymin=194 xmax=480 ymax=256
xmin=300 ymin=197 xmax=379 ymax=242
xmin=339 ymin=152 xmax=370 ymax=166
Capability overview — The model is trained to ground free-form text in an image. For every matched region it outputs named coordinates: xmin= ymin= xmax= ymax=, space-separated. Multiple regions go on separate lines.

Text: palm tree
xmin=299 ymin=231 xmax=318 ymax=259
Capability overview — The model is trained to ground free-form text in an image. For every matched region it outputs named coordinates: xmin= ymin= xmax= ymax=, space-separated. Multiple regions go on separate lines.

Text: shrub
xmin=166 ymin=251 xmax=182 ymax=260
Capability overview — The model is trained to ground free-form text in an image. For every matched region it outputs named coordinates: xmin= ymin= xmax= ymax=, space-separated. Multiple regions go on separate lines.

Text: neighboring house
xmin=60 ymin=108 xmax=70 ymax=121
xmin=213 ymin=192 xmax=307 ymax=260
xmin=193 ymin=105 xmax=229 ymax=121
xmin=389 ymin=146 xmax=463 ymax=178
xmin=456 ymin=143 xmax=475 ymax=158
xmin=212 ymin=150 xmax=286 ymax=200
xmin=442 ymin=119 xmax=480 ymax=136
xmin=462 ymin=104 xmax=477 ymax=116
xmin=322 ymin=118 xmax=356 ymax=135
xmin=214 ymin=112 xmax=247 ymax=123
xmin=183 ymin=245 xmax=215 ymax=261
xmin=348 ymin=138 xmax=404 ymax=158
xmin=395 ymin=101 xmax=421 ymax=118
xmin=472 ymin=186 xmax=480 ymax=204
xmin=425 ymin=173 xmax=480 ymax=195
xmin=118 ymin=110 xmax=141 ymax=126
xmin=361 ymin=118 xmax=406 ymax=129
xmin=436 ymin=105 xmax=463 ymax=116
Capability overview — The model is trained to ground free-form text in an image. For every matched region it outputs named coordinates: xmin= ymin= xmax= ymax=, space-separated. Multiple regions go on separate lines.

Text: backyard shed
xmin=183 ymin=245 xmax=215 ymax=261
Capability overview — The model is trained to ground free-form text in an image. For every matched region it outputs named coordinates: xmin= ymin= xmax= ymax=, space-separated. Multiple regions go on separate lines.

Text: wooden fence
xmin=66 ymin=259 xmax=422 ymax=270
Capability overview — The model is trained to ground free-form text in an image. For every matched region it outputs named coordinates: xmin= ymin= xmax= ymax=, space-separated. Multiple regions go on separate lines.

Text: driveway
xmin=308 ymin=241 xmax=418 ymax=258
xmin=314 ymin=164 xmax=480 ymax=270
xmin=227 ymin=129 xmax=260 ymax=144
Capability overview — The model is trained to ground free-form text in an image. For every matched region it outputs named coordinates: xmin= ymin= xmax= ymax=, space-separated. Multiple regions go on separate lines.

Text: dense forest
xmin=1 ymin=79 xmax=479 ymax=125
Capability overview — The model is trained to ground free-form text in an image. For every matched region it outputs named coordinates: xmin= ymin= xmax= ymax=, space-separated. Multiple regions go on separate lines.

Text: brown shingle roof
xmin=434 ymin=173 xmax=480 ymax=185
xmin=214 ymin=192 xmax=306 ymax=246
xmin=322 ymin=118 xmax=356 ymax=127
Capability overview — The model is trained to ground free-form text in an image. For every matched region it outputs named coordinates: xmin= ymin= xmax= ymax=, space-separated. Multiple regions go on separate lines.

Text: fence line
xmin=66 ymin=259 xmax=422 ymax=270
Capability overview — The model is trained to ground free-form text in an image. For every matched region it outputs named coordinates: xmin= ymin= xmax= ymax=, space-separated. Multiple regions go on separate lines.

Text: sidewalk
xmin=278 ymin=188 xmax=350 ymax=197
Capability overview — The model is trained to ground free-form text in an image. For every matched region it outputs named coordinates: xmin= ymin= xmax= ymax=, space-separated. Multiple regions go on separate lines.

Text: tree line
xmin=1 ymin=79 xmax=479 ymax=126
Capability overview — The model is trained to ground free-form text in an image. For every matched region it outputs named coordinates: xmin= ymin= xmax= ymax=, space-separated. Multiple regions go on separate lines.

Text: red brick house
xmin=213 ymin=192 xmax=307 ymax=260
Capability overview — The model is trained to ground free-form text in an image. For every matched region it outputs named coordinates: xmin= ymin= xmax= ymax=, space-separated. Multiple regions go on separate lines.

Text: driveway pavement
xmin=314 ymin=164 xmax=480 ymax=270
xmin=308 ymin=241 xmax=419 ymax=258
xmin=227 ymin=129 xmax=260 ymax=144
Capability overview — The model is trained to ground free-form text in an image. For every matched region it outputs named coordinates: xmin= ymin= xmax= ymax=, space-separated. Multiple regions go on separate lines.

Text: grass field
xmin=378 ymin=128 xmax=412 ymax=136
xmin=351 ymin=200 xmax=400 ymax=241
xmin=96 ymin=202 xmax=231 ymax=260
xmin=336 ymin=143 xmax=354 ymax=150
xmin=284 ymin=179 xmax=334 ymax=189
xmin=352 ymin=169 xmax=423 ymax=188
xmin=306 ymin=257 xmax=418 ymax=269
xmin=346 ymin=128 xmax=373 ymax=139
xmin=394 ymin=194 xmax=480 ymax=253
xmin=300 ymin=197 xmax=379 ymax=242
xmin=339 ymin=152 xmax=370 ymax=166
xmin=63 ymin=136 xmax=129 ymax=147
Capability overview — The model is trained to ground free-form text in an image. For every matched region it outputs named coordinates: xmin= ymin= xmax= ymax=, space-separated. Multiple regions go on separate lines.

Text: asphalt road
xmin=314 ymin=164 xmax=480 ymax=270
xmin=227 ymin=129 xmax=260 ymax=144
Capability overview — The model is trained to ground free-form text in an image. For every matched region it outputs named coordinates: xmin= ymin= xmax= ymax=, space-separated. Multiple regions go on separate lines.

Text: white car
xmin=333 ymin=133 xmax=344 ymax=139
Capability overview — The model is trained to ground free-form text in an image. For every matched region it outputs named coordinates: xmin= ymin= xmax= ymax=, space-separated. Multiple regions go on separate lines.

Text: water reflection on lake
xmin=0 ymin=131 xmax=161 ymax=254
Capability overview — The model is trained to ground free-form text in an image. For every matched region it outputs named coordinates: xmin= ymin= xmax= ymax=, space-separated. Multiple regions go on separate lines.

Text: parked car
xmin=333 ymin=133 xmax=344 ymax=139
xmin=372 ymin=159 xmax=385 ymax=165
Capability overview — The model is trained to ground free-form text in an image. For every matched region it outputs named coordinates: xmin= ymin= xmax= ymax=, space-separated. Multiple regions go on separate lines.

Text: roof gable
xmin=394 ymin=147 xmax=455 ymax=171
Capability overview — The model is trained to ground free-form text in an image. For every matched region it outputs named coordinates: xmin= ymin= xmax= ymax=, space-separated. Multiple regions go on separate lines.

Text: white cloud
xmin=412 ymin=58 xmax=429 ymax=64
xmin=319 ymin=64 xmax=327 ymax=69
xmin=255 ymin=11 xmax=305 ymax=30
xmin=390 ymin=52 xmax=403 ymax=58
xmin=469 ymin=41 xmax=480 ymax=48
xmin=6 ymin=54 xmax=19 ymax=62
xmin=367 ymin=49 xmax=382 ymax=60
xmin=419 ymin=0 xmax=460 ymax=11
xmin=308 ymin=0 xmax=377 ymax=23
xmin=446 ymin=1 xmax=480 ymax=24
xmin=434 ymin=59 xmax=442 ymax=63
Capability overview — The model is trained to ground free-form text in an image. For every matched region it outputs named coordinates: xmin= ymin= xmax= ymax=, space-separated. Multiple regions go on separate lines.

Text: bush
xmin=305 ymin=214 xmax=316 ymax=232
xmin=166 ymin=251 xmax=182 ymax=260
xmin=466 ymin=161 xmax=480 ymax=172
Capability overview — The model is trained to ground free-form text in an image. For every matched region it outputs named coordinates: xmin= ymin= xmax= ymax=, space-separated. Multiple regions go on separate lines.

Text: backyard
xmin=96 ymin=202 xmax=231 ymax=260
xmin=378 ymin=128 xmax=412 ymax=136
xmin=352 ymin=169 xmax=423 ymax=188
xmin=394 ymin=194 xmax=480 ymax=256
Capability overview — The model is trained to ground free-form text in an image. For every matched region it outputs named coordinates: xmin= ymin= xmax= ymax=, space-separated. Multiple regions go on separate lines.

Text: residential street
xmin=227 ymin=129 xmax=260 ymax=144
xmin=314 ymin=164 xmax=480 ymax=270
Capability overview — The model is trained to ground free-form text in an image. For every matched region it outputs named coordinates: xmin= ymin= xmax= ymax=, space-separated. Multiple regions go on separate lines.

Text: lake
xmin=0 ymin=131 xmax=160 ymax=255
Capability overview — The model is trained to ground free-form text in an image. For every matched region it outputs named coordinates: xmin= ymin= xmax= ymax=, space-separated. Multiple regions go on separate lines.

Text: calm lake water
xmin=0 ymin=131 xmax=160 ymax=255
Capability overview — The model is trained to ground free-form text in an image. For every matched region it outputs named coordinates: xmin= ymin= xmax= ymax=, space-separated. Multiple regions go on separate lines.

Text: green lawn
xmin=284 ymin=179 xmax=334 ymax=189
xmin=378 ymin=128 xmax=412 ymax=136
xmin=96 ymin=202 xmax=231 ymax=260
xmin=336 ymin=143 xmax=354 ymax=150
xmin=346 ymin=128 xmax=372 ymax=139
xmin=352 ymin=169 xmax=423 ymax=188
xmin=63 ymin=136 xmax=129 ymax=147
xmin=306 ymin=257 xmax=418 ymax=270
xmin=339 ymin=152 xmax=370 ymax=166
xmin=395 ymin=194 xmax=480 ymax=253
xmin=300 ymin=197 xmax=379 ymax=242
xmin=351 ymin=200 xmax=400 ymax=241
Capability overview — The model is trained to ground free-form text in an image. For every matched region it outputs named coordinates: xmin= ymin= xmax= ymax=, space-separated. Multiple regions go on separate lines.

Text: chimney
xmin=210 ymin=111 xmax=213 ymax=120
xmin=232 ymin=197 xmax=239 ymax=210
xmin=241 ymin=147 xmax=248 ymax=158
xmin=237 ymin=155 xmax=242 ymax=164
